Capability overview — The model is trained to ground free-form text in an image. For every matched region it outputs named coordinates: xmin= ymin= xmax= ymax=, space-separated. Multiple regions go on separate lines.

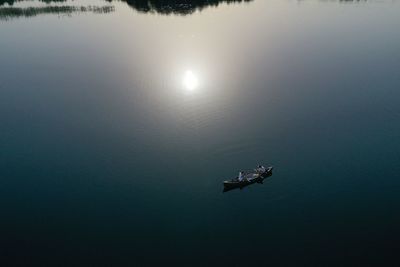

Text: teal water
xmin=1 ymin=0 xmax=400 ymax=265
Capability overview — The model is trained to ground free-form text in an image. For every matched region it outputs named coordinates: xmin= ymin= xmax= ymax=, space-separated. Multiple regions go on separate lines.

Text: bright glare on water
xmin=183 ymin=70 xmax=199 ymax=91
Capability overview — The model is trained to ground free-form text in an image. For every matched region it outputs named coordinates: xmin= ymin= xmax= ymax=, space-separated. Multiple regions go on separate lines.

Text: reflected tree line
xmin=0 ymin=0 xmax=253 ymax=19
xmin=0 ymin=0 xmax=369 ymax=20
xmin=115 ymin=0 xmax=253 ymax=15
xmin=0 ymin=0 xmax=114 ymax=19
xmin=0 ymin=5 xmax=114 ymax=19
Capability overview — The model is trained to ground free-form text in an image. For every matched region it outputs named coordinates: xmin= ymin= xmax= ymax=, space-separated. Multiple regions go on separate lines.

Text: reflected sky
xmin=1 ymin=0 xmax=399 ymax=174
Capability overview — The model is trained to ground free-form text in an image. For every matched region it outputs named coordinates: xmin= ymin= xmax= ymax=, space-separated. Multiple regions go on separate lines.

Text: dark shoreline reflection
xmin=118 ymin=0 xmax=253 ymax=15
xmin=0 ymin=5 xmax=114 ymax=19
xmin=0 ymin=0 xmax=253 ymax=19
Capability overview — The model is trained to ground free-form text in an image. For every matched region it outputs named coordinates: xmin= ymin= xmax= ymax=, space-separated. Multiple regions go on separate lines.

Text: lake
xmin=1 ymin=0 xmax=400 ymax=265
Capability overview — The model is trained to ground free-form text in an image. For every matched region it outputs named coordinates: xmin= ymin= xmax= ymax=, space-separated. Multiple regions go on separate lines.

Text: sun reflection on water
xmin=182 ymin=70 xmax=199 ymax=92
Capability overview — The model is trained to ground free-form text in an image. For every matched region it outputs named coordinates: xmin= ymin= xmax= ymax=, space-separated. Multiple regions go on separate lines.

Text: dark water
xmin=1 ymin=0 xmax=400 ymax=265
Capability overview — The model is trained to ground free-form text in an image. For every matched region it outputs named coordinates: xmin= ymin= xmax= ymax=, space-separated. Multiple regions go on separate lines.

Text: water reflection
xmin=0 ymin=0 xmax=374 ymax=20
xmin=0 ymin=0 xmax=253 ymax=20
xmin=120 ymin=0 xmax=253 ymax=15
xmin=0 ymin=0 xmax=66 ymax=4
xmin=1 ymin=0 xmax=399 ymax=264
xmin=0 ymin=5 xmax=114 ymax=19
xmin=183 ymin=70 xmax=199 ymax=92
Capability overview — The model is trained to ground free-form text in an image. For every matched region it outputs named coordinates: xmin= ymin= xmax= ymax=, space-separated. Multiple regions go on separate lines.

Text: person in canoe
xmin=256 ymin=165 xmax=266 ymax=173
xmin=238 ymin=171 xmax=244 ymax=182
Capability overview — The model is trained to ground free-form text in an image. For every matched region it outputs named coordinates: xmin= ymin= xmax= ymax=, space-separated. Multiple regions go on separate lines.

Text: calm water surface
xmin=1 ymin=0 xmax=400 ymax=265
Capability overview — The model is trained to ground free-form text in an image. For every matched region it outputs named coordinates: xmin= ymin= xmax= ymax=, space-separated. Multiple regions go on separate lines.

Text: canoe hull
xmin=223 ymin=167 xmax=273 ymax=192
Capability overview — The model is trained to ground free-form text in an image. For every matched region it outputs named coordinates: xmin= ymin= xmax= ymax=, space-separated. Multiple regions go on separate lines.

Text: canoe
xmin=223 ymin=166 xmax=273 ymax=192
